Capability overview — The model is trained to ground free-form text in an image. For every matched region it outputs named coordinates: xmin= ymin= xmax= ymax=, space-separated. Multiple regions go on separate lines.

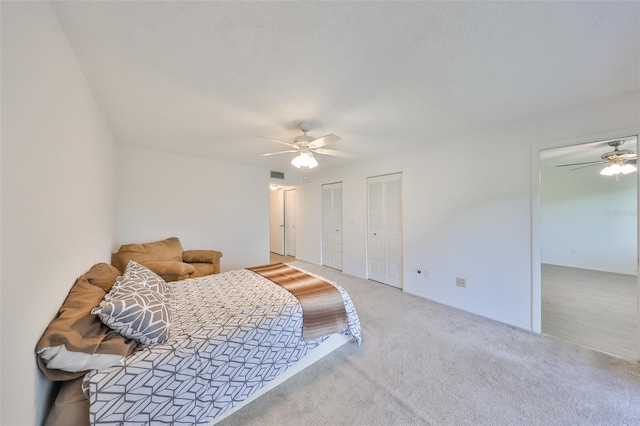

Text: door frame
xmin=530 ymin=126 xmax=639 ymax=360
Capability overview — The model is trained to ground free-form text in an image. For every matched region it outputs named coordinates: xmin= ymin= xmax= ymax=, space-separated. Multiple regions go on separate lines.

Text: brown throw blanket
xmin=36 ymin=263 xmax=139 ymax=382
xmin=247 ymin=263 xmax=348 ymax=340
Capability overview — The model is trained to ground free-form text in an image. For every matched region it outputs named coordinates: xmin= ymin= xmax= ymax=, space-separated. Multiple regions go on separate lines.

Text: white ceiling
xmin=52 ymin=1 xmax=640 ymax=173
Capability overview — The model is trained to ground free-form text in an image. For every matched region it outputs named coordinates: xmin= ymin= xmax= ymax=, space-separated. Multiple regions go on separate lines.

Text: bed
xmin=37 ymin=261 xmax=361 ymax=425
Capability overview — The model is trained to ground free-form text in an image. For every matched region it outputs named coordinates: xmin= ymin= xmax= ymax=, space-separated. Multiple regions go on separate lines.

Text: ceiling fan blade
xmin=617 ymin=153 xmax=637 ymax=160
xmin=312 ymin=148 xmax=353 ymax=158
xmin=569 ymin=162 xmax=607 ymax=171
xmin=568 ymin=157 xmax=636 ymax=170
xmin=255 ymin=135 xmax=293 ymax=147
xmin=556 ymin=160 xmax=605 ymax=167
xmin=261 ymin=150 xmax=298 ymax=157
xmin=309 ymin=134 xmax=340 ymax=149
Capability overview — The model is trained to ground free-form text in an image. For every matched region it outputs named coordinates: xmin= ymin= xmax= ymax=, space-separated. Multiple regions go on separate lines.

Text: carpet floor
xmin=218 ymin=261 xmax=640 ymax=426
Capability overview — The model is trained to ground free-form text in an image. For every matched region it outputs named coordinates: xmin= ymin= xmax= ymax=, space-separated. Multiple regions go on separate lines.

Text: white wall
xmin=541 ymin=161 xmax=637 ymax=274
xmin=295 ymin=90 xmax=640 ymax=330
xmin=1 ymin=4 xmax=637 ymax=423
xmin=116 ymin=146 xmax=270 ymax=271
xmin=1 ymin=2 xmax=118 ymax=424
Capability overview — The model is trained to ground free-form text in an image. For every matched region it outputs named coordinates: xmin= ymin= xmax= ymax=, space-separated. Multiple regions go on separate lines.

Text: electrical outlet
xmin=456 ymin=277 xmax=466 ymax=287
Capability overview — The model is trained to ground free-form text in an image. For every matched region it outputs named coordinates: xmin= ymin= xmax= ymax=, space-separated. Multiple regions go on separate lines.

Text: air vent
xmin=270 ymin=171 xmax=285 ymax=180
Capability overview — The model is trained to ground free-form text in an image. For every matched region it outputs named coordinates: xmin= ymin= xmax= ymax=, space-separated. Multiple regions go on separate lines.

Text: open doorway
xmin=269 ymin=189 xmax=285 ymax=256
xmin=539 ymin=135 xmax=638 ymax=359
xmin=269 ymin=187 xmax=297 ymax=263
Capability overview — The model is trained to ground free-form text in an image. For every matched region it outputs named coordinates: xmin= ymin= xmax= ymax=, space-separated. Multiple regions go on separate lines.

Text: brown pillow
xmin=36 ymin=263 xmax=139 ymax=381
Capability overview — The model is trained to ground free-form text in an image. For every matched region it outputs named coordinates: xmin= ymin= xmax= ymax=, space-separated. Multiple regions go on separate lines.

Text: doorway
xmin=538 ymin=135 xmax=638 ymax=359
xmin=284 ymin=189 xmax=296 ymax=257
xmin=269 ymin=189 xmax=284 ymax=256
xmin=269 ymin=188 xmax=297 ymax=259
xmin=367 ymin=172 xmax=403 ymax=288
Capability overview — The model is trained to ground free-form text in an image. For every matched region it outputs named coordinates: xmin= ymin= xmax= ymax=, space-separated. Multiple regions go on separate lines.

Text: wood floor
xmin=542 ymin=263 xmax=638 ymax=360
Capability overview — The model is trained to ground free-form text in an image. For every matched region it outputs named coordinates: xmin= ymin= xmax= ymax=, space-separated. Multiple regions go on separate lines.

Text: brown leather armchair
xmin=111 ymin=237 xmax=222 ymax=282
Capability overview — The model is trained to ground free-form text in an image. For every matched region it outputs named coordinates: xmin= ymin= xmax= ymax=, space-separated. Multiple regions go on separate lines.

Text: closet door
xmin=367 ymin=173 xmax=402 ymax=288
xmin=284 ymin=189 xmax=297 ymax=257
xmin=322 ymin=182 xmax=343 ymax=270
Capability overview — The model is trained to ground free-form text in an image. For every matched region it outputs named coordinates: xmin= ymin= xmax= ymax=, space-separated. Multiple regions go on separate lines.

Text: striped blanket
xmin=247 ymin=263 xmax=349 ymax=339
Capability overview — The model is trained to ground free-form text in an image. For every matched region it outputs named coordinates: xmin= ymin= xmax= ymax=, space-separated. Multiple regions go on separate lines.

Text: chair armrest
xmin=182 ymin=250 xmax=223 ymax=264
xmin=140 ymin=261 xmax=195 ymax=282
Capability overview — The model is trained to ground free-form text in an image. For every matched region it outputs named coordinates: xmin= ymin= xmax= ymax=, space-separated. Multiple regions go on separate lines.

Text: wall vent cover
xmin=270 ymin=171 xmax=285 ymax=180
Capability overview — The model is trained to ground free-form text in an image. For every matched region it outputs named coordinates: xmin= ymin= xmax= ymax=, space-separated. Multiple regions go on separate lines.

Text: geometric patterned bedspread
xmin=83 ymin=266 xmax=361 ymax=425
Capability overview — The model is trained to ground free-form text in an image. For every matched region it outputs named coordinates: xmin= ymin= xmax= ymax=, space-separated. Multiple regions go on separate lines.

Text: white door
xmin=269 ymin=189 xmax=284 ymax=255
xmin=284 ymin=189 xmax=297 ymax=257
xmin=367 ymin=173 xmax=402 ymax=288
xmin=322 ymin=182 xmax=343 ymax=270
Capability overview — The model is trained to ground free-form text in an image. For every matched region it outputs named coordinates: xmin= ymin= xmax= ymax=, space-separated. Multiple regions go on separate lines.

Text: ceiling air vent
xmin=270 ymin=171 xmax=285 ymax=180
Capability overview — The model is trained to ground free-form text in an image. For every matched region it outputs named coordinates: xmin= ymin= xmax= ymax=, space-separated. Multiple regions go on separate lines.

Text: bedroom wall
xmin=1 ymin=2 xmax=118 ymax=425
xmin=295 ymin=90 xmax=640 ymax=330
xmin=116 ymin=146 xmax=270 ymax=272
xmin=540 ymin=161 xmax=637 ymax=275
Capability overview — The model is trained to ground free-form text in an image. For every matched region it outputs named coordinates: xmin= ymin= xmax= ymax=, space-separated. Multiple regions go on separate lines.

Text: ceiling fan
xmin=556 ymin=140 xmax=637 ymax=176
xmin=257 ymin=122 xmax=351 ymax=169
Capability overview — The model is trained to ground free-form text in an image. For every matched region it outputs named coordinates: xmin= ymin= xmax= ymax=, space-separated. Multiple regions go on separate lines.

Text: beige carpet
xmin=219 ymin=261 xmax=640 ymax=426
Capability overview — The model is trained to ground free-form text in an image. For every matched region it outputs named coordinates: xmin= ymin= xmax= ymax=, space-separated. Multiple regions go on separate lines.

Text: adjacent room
xmin=540 ymin=136 xmax=638 ymax=360
xmin=2 ymin=1 xmax=639 ymax=425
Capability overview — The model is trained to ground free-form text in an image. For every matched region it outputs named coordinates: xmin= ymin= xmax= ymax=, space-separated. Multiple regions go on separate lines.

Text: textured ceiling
xmin=53 ymin=1 xmax=640 ymax=174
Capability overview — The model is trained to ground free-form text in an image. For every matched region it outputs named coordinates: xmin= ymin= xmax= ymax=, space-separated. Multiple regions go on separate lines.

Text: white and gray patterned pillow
xmin=93 ymin=263 xmax=171 ymax=346
xmin=120 ymin=260 xmax=167 ymax=294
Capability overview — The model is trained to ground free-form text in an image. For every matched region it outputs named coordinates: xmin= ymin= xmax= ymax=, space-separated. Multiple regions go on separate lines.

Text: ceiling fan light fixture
xmin=557 ymin=138 xmax=637 ymax=176
xmin=600 ymin=165 xmax=614 ymax=176
xmin=291 ymin=150 xmax=318 ymax=169
xmin=600 ymin=162 xmax=625 ymax=176
xmin=258 ymin=123 xmax=343 ymax=169
xmin=621 ymin=163 xmax=637 ymax=174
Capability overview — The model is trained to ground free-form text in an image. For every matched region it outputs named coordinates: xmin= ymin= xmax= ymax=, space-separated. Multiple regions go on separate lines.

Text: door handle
xmin=279 ymin=225 xmax=284 ymax=227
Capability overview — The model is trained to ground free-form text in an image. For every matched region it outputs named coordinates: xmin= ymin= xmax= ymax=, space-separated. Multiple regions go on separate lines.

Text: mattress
xmin=83 ymin=266 xmax=361 ymax=425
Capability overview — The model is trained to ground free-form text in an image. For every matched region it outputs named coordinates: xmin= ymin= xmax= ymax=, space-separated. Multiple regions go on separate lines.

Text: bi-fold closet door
xmin=320 ymin=175 xmax=403 ymax=287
